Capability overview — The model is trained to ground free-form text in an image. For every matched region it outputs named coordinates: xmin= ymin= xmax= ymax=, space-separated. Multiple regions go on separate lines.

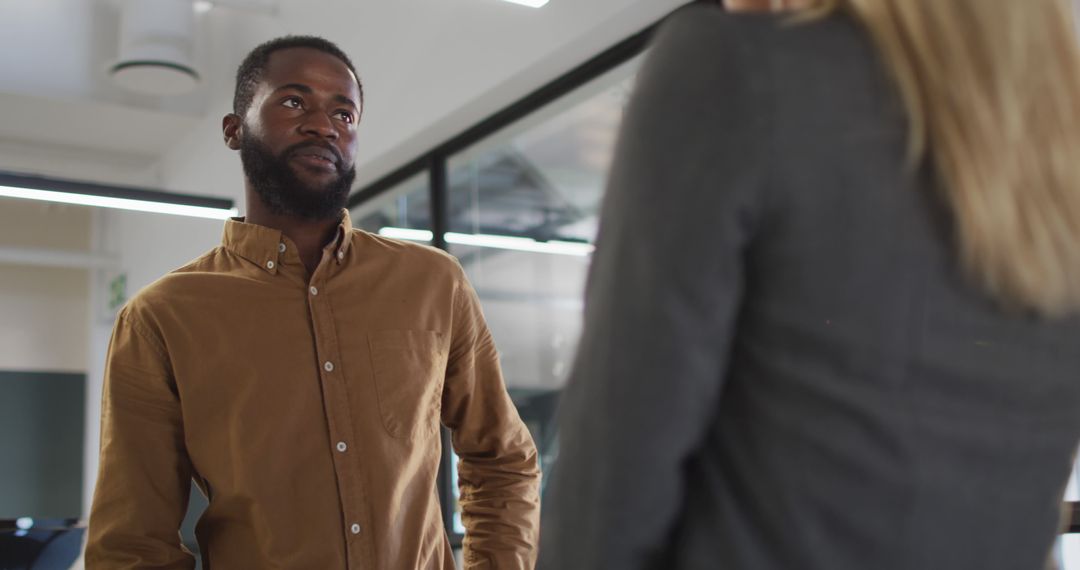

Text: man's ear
xmin=223 ymin=113 xmax=243 ymax=150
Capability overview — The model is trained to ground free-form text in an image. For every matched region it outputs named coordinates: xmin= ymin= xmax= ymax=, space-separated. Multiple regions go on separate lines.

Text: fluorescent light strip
xmin=378 ymin=227 xmax=594 ymax=257
xmin=500 ymin=0 xmax=550 ymax=7
xmin=0 ymin=185 xmax=239 ymax=220
xmin=380 ymin=228 xmax=435 ymax=241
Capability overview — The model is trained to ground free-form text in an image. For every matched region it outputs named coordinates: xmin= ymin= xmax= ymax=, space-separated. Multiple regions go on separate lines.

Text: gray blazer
xmin=538 ymin=5 xmax=1080 ymax=570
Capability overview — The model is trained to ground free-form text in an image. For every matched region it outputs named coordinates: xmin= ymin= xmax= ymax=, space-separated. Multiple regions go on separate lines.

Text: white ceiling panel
xmin=0 ymin=0 xmax=686 ymax=195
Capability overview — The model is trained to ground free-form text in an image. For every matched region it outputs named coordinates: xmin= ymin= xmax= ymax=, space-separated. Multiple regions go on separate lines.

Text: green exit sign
xmin=108 ymin=273 xmax=127 ymax=311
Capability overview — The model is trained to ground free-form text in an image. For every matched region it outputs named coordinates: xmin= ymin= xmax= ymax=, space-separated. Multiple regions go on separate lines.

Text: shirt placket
xmin=307 ymin=244 xmax=372 ymax=569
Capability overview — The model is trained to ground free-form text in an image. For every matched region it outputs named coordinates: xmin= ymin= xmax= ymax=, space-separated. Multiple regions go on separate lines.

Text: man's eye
xmin=336 ymin=111 xmax=354 ymax=123
xmin=282 ymin=97 xmax=302 ymax=109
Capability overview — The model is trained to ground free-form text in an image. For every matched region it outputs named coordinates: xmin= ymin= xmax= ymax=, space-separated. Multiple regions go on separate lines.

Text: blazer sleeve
xmin=85 ymin=305 xmax=196 ymax=569
xmin=441 ymin=265 xmax=542 ymax=570
xmin=538 ymin=7 xmax=770 ymax=570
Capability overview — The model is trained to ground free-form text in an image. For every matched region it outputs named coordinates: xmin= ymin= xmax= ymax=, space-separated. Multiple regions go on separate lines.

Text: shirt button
xmin=350 ymin=523 xmax=361 ymax=535
xmin=266 ymin=260 xmax=275 ymax=270
xmin=336 ymin=441 xmax=347 ymax=452
xmin=278 ymin=242 xmax=286 ymax=253
xmin=309 ymin=286 xmax=319 ymax=296
xmin=324 ymin=361 xmax=335 ymax=372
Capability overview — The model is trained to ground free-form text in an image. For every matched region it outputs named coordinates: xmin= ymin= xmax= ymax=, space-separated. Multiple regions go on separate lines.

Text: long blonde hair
xmin=809 ymin=0 xmax=1080 ymax=317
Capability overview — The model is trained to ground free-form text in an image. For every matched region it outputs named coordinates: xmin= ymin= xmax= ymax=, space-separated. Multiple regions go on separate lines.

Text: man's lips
xmin=290 ymin=146 xmax=340 ymax=171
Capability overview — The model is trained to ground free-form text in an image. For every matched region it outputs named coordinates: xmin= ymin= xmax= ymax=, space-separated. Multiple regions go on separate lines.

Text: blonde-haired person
xmin=538 ymin=0 xmax=1080 ymax=568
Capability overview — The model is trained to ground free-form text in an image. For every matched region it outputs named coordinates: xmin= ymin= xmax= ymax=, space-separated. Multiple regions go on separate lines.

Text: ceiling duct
xmin=110 ymin=0 xmax=200 ymax=96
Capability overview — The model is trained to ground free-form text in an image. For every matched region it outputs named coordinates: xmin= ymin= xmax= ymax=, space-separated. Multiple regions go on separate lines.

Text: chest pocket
xmin=368 ymin=330 xmax=447 ymax=440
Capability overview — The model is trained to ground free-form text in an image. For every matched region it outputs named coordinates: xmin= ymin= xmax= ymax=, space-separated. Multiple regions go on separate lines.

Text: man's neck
xmin=244 ymin=189 xmax=341 ymax=278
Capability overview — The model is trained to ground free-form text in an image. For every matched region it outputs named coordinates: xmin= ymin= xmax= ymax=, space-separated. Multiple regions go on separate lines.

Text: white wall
xmin=0 ymin=199 xmax=93 ymax=373
xmin=0 ymin=266 xmax=89 ymax=373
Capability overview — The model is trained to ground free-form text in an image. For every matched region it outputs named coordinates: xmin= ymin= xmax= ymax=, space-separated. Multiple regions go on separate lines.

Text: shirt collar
xmin=221 ymin=209 xmax=354 ymax=274
xmin=330 ymin=209 xmax=354 ymax=263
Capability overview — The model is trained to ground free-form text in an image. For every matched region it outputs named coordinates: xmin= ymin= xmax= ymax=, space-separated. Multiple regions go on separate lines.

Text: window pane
xmin=446 ymin=56 xmax=640 ymax=392
xmin=444 ymin=55 xmax=642 ymax=505
xmin=351 ymin=171 xmax=431 ymax=242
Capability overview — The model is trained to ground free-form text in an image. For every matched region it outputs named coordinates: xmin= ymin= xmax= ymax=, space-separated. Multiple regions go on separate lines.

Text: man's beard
xmin=239 ymin=132 xmax=356 ymax=221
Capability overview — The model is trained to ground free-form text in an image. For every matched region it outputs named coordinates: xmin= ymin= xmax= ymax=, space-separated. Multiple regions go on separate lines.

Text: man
xmin=86 ymin=36 xmax=540 ymax=569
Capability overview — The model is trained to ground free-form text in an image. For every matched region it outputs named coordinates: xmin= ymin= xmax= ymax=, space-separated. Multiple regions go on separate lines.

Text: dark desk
xmin=0 ymin=518 xmax=84 ymax=570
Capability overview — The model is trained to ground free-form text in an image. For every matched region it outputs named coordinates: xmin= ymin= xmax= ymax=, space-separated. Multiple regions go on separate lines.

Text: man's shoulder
xmin=120 ymin=247 xmax=230 ymax=320
xmin=350 ymin=229 xmax=465 ymax=279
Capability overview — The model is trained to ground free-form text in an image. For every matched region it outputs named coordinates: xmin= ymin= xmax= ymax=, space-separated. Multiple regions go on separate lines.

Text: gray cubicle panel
xmin=0 ymin=371 xmax=85 ymax=519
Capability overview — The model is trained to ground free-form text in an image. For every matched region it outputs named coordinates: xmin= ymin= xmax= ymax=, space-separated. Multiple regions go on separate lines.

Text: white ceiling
xmin=0 ymin=0 xmax=686 ymax=197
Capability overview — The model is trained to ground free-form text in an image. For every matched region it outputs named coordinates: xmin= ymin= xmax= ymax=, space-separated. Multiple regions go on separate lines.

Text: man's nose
xmin=300 ymin=111 xmax=338 ymax=140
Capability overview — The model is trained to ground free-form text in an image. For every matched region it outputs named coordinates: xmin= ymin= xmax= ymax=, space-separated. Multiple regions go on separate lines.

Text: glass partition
xmin=445 ymin=56 xmax=639 ymax=393
xmin=348 ymin=48 xmax=646 ymax=550
xmin=442 ymin=56 xmax=642 ymax=515
xmin=351 ymin=171 xmax=432 ymax=242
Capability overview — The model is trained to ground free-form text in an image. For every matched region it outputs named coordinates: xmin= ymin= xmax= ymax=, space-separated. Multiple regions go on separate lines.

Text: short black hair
xmin=233 ymin=35 xmax=362 ymax=118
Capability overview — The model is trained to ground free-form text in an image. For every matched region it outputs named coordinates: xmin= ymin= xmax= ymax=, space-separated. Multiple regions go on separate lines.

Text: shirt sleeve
xmin=538 ymin=6 xmax=769 ymax=570
xmin=85 ymin=306 xmax=197 ymax=569
xmin=441 ymin=268 xmax=542 ymax=570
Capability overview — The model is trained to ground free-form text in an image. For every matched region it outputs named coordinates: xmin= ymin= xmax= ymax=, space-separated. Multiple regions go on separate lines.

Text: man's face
xmin=227 ymin=47 xmax=362 ymax=220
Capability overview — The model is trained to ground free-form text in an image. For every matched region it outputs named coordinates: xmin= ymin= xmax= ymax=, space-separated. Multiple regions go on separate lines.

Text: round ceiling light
xmin=111 ymin=61 xmax=199 ymax=96
xmin=110 ymin=0 xmax=201 ymax=96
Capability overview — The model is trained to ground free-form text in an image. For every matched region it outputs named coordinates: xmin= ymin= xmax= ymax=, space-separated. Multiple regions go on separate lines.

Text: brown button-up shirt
xmin=86 ymin=211 xmax=541 ymax=569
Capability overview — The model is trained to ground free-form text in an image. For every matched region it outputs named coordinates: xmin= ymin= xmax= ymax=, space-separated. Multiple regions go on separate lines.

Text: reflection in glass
xmin=445 ymin=56 xmax=640 ymax=394
xmin=351 ymin=171 xmax=431 ymax=240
